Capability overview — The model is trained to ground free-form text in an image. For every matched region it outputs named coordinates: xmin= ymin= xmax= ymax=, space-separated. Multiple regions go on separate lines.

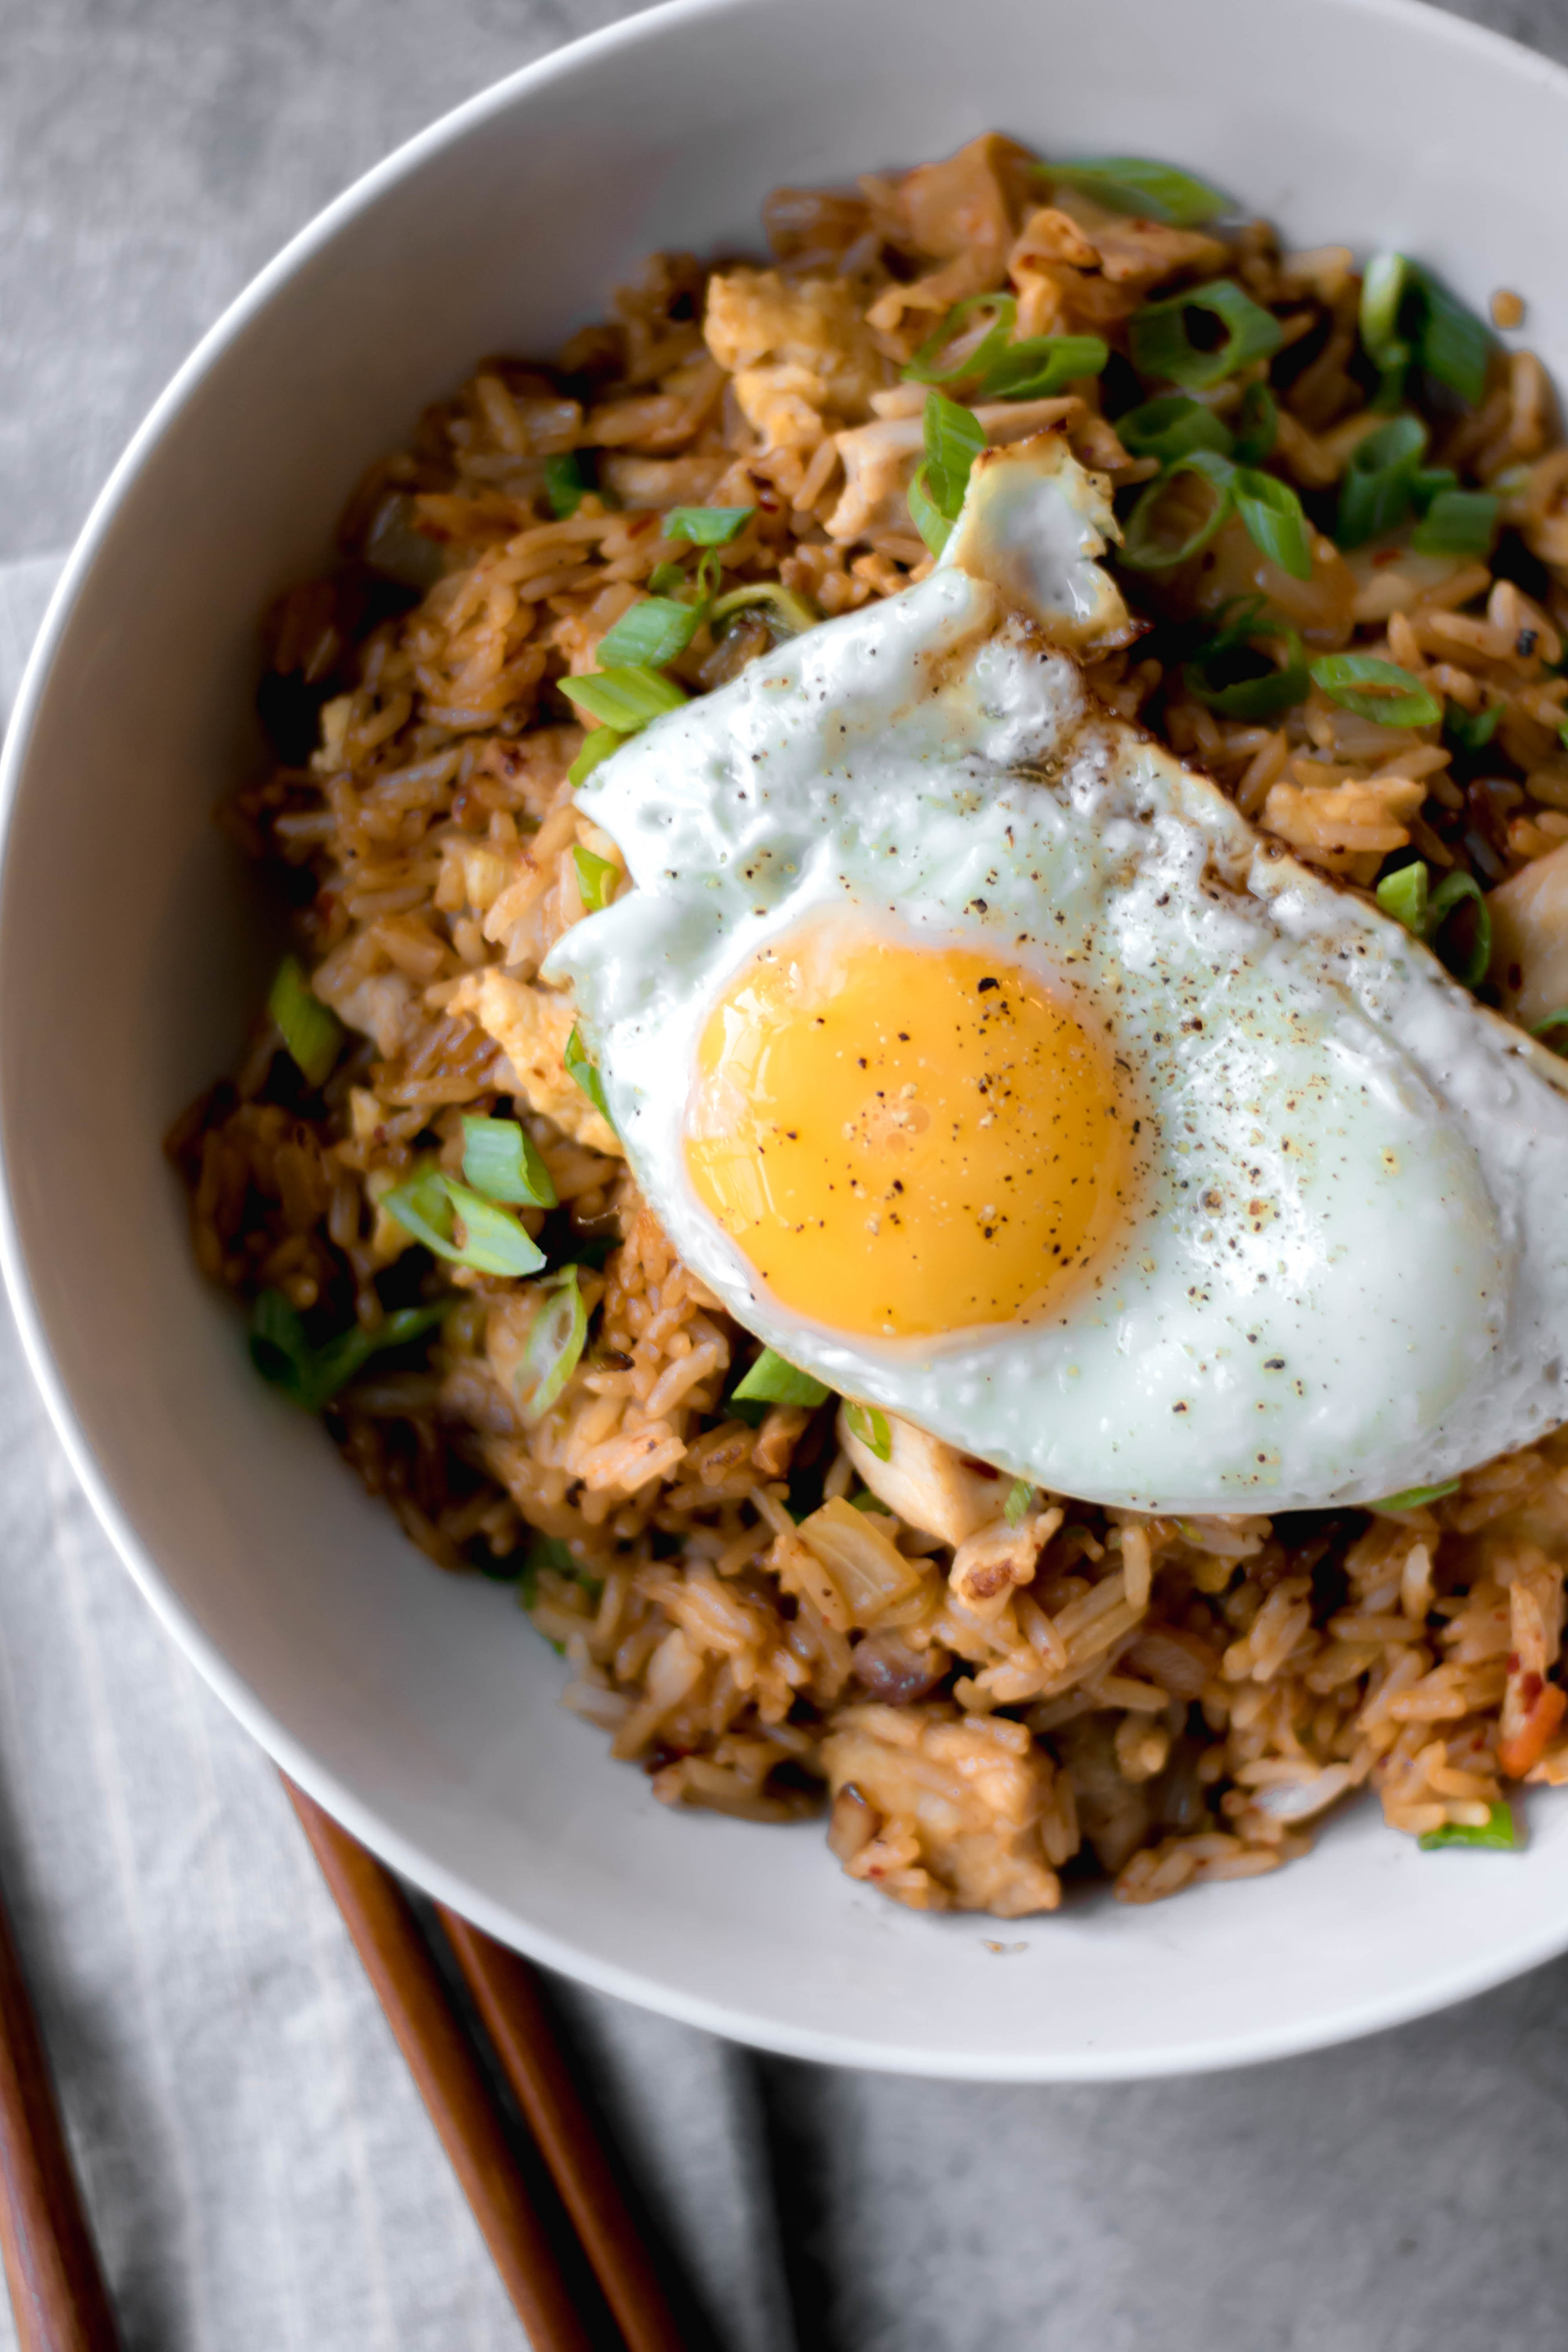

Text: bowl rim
xmin=6 ymin=0 xmax=1568 ymax=2082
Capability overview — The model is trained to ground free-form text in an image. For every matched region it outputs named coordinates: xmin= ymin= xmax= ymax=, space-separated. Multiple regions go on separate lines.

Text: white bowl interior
xmin=6 ymin=0 xmax=1568 ymax=2078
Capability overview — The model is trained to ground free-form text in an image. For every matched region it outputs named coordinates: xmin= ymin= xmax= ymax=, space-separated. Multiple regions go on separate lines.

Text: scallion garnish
xmin=1231 ymin=381 xmax=1278 ymax=465
xmin=543 ymin=452 xmax=590 ymax=519
xmin=1411 ymin=488 xmax=1500 ymax=558
xmin=844 ymin=1401 xmax=893 ymax=1462
xmin=908 ymin=465 xmax=951 ymax=556
xmin=1119 ymin=448 xmax=1235 ymax=569
xmin=849 ymin=1490 xmax=892 ymax=1514
xmin=1336 ymin=415 xmax=1427 ymax=549
xmin=1004 ymin=1478 xmax=1035 ymax=1527
xmin=1372 ymin=1477 xmax=1461 ymax=1511
xmin=1419 ymin=1802 xmax=1520 ymax=1851
xmin=1374 ymin=859 xmax=1490 ymax=985
xmin=1446 ymin=699 xmax=1502 ymax=754
xmin=571 ymin=844 xmax=620 ymax=913
xmin=1359 ymin=255 xmax=1495 ymax=408
xmin=268 ymin=956 xmax=343 ymax=1089
xmin=908 ymin=391 xmax=988 ymax=553
xmin=1428 ymin=869 xmax=1491 ymax=988
xmin=731 ymin=1348 xmax=832 ymax=1414
xmin=567 ymin=729 xmax=620 ymax=789
xmin=460 ymin=1115 xmax=557 ymax=1209
xmin=663 ymin=506 xmax=754 ymax=546
xmin=1187 ymin=610 xmax=1310 ymax=719
xmin=594 ymin=596 xmax=701 ymax=670
xmin=1308 ymin=654 xmax=1441 ymax=729
xmin=1232 ymin=466 xmax=1313 ymax=581
xmin=646 ymin=561 xmax=687 ymax=597
xmin=979 ymin=334 xmax=1109 ymax=400
xmin=513 ymin=1266 xmax=589 ymax=1422
xmin=383 ymin=1164 xmax=546 ymax=1278
xmin=904 ymin=292 xmax=1018 ymax=386
xmin=708 ymin=581 xmax=821 ymax=637
xmin=1531 ymin=1008 xmax=1568 ymax=1054
xmin=564 ymin=1025 xmax=615 ymax=1130
xmin=250 ymin=1290 xmax=450 ymax=1415
xmin=1037 ymin=156 xmax=1229 ymax=227
xmin=1375 ymin=860 xmax=1428 ymax=933
xmin=1116 ymin=395 xmax=1233 ymax=465
xmin=558 ymin=665 xmax=688 ymax=733
xmin=1129 ymin=281 xmax=1283 ymax=389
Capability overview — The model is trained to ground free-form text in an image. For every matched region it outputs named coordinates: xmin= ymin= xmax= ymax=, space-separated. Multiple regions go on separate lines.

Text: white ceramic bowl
xmin=5 ymin=0 xmax=1568 ymax=2081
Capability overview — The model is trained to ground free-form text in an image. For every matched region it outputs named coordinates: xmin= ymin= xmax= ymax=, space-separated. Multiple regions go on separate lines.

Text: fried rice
xmin=170 ymin=135 xmax=1568 ymax=1919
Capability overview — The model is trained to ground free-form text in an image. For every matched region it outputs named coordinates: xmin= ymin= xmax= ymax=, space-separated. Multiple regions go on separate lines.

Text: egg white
xmin=546 ymin=438 xmax=1568 ymax=1513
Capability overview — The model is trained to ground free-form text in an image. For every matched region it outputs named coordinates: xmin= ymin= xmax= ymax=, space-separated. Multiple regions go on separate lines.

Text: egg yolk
xmin=685 ymin=925 xmax=1132 ymax=1339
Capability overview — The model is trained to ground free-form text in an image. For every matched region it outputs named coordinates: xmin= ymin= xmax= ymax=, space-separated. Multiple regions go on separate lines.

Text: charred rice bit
xmin=174 ymin=134 xmax=1568 ymax=1918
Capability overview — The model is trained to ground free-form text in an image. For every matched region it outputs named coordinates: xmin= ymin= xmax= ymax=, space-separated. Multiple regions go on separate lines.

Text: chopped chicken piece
xmin=448 ymin=968 xmax=620 ymax=1154
xmin=704 ymin=268 xmax=889 ymax=450
xmin=826 ymin=396 xmax=1083 ymax=541
xmin=821 ymin=1703 xmax=1066 ymax=1914
xmin=839 ymin=1406 xmax=1001 ymax=1545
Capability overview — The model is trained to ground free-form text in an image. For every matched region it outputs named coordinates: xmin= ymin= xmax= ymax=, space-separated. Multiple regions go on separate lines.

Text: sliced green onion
xmin=731 ymin=1348 xmax=832 ymax=1411
xmin=1375 ymin=860 xmax=1429 ymax=933
xmin=844 ymin=1401 xmax=893 ymax=1462
xmin=571 ymin=844 xmax=620 ymax=913
xmin=1232 ymin=466 xmax=1313 ymax=581
xmin=1116 ymin=395 xmax=1233 ymax=464
xmin=250 ymin=1290 xmax=449 ymax=1414
xmin=1428 ymin=869 xmax=1491 ymax=989
xmin=1004 ymin=1478 xmax=1035 ymax=1527
xmin=1129 ymin=281 xmax=1283 ymax=389
xmin=1446 ymin=699 xmax=1502 ymax=754
xmin=646 ymin=560 xmax=687 ymax=597
xmin=904 ymin=292 xmax=1017 ymax=386
xmin=564 ymin=1025 xmax=615 ymax=1130
xmin=708 ymin=581 xmax=821 ymax=637
xmin=1336 ymin=415 xmax=1427 ymax=549
xmin=383 ymin=1165 xmax=546 ymax=1278
xmin=1373 ymin=1476 xmax=1461 ymax=1512
xmin=460 ymin=1115 xmax=557 ymax=1208
xmin=1309 ymin=654 xmax=1441 ymax=729
xmin=558 ymin=665 xmax=687 ymax=733
xmin=979 ymin=334 xmax=1109 ymax=401
xmin=268 ymin=956 xmax=342 ymax=1089
xmin=1189 ymin=628 xmax=1309 ymax=719
xmin=923 ymin=391 xmax=987 ymax=519
xmin=543 ymin=452 xmax=589 ymax=518
xmin=1411 ymin=489 xmax=1500 ymax=557
xmin=663 ymin=506 xmax=753 ymax=546
xmin=594 ymin=596 xmax=700 ymax=670
xmin=1531 ymin=1007 xmax=1568 ymax=1054
xmin=1416 ymin=270 xmax=1495 ymax=407
xmin=849 ymin=1490 xmax=892 ymax=1514
xmin=1039 ymin=156 xmax=1230 ymax=227
xmin=1419 ymin=1801 xmax=1520 ymax=1851
xmin=1359 ymin=253 xmax=1412 ymax=408
xmin=1119 ymin=448 xmax=1234 ymax=570
xmin=1359 ymin=256 xmax=1495 ymax=408
xmin=1231 ymin=381 xmax=1277 ymax=465
xmin=907 ymin=464 xmax=951 ymax=556
xmin=514 ymin=1267 xmax=589 ymax=1422
xmin=568 ymin=729 xmax=620 ymax=788
xmin=1411 ymin=465 xmax=1459 ymax=513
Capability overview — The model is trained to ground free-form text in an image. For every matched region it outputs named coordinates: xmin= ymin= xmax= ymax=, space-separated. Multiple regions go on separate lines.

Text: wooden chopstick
xmin=283 ymin=1777 xmax=603 ymax=2352
xmin=437 ymin=1907 xmax=688 ymax=2352
xmin=0 ymin=1877 xmax=120 ymax=2351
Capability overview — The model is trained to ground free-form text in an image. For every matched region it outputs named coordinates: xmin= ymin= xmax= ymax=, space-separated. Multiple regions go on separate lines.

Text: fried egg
xmin=546 ymin=435 xmax=1568 ymax=1512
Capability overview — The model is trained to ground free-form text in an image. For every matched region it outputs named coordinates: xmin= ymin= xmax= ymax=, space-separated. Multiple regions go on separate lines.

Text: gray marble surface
xmin=8 ymin=1 xmax=1568 ymax=2346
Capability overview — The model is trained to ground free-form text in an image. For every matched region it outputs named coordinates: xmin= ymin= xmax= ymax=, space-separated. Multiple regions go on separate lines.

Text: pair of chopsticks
xmin=283 ymin=1779 xmax=687 ymax=2352
xmin=0 ymin=1783 xmax=686 ymax=2352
